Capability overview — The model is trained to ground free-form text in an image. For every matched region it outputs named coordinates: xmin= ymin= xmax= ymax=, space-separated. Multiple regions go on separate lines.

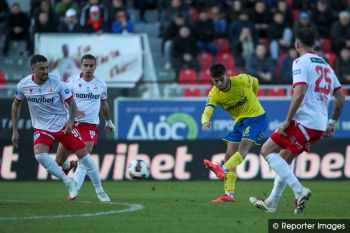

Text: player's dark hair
xmin=81 ymin=54 xmax=96 ymax=64
xmin=295 ymin=28 xmax=316 ymax=48
xmin=30 ymin=54 xmax=48 ymax=66
xmin=210 ymin=64 xmax=226 ymax=78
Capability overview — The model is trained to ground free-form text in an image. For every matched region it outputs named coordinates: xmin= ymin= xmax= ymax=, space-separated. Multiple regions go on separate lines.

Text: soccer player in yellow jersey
xmin=202 ymin=64 xmax=268 ymax=203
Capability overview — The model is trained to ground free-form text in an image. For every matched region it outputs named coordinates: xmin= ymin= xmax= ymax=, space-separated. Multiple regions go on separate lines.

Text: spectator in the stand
xmin=55 ymin=0 xmax=80 ymax=21
xmin=279 ymin=47 xmax=298 ymax=83
xmin=133 ymin=0 xmax=157 ymax=23
xmin=293 ymin=12 xmax=318 ymax=38
xmin=291 ymin=0 xmax=313 ymax=11
xmin=159 ymin=0 xmax=187 ymax=37
xmin=334 ymin=48 xmax=350 ymax=83
xmin=172 ymin=26 xmax=199 ymax=74
xmin=246 ymin=44 xmax=275 ymax=83
xmin=233 ymin=27 xmax=256 ymax=71
xmin=328 ymin=0 xmax=348 ymax=14
xmin=84 ymin=5 xmax=108 ymax=33
xmin=32 ymin=11 xmax=57 ymax=33
xmin=275 ymin=0 xmax=293 ymax=28
xmin=228 ymin=11 xmax=258 ymax=56
xmin=330 ymin=11 xmax=350 ymax=55
xmin=242 ymin=0 xmax=258 ymax=10
xmin=2 ymin=3 xmax=31 ymax=56
xmin=208 ymin=5 xmax=227 ymax=38
xmin=58 ymin=8 xmax=84 ymax=33
xmin=108 ymin=0 xmax=127 ymax=27
xmin=162 ymin=12 xmax=187 ymax=69
xmin=193 ymin=11 xmax=217 ymax=55
xmin=226 ymin=0 xmax=243 ymax=23
xmin=249 ymin=1 xmax=272 ymax=38
xmin=111 ymin=10 xmax=136 ymax=34
xmin=268 ymin=12 xmax=292 ymax=60
xmin=32 ymin=0 xmax=57 ymax=27
xmin=80 ymin=0 xmax=108 ymax=27
xmin=311 ymin=0 xmax=335 ymax=38
xmin=0 ymin=0 xmax=9 ymax=35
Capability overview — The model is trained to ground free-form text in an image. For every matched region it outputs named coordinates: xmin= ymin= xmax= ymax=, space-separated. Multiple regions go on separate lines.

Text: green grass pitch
xmin=0 ymin=181 xmax=349 ymax=233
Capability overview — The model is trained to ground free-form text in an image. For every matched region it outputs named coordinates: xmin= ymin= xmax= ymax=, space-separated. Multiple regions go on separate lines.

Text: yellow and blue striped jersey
xmin=201 ymin=74 xmax=265 ymax=123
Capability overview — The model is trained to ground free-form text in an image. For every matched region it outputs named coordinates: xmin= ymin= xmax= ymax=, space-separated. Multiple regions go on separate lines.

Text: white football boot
xmin=97 ymin=191 xmax=111 ymax=202
xmin=294 ymin=187 xmax=311 ymax=214
xmin=249 ymin=197 xmax=277 ymax=213
xmin=66 ymin=179 xmax=78 ymax=200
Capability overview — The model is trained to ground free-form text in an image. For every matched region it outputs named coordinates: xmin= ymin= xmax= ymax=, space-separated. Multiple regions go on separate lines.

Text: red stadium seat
xmin=292 ymin=9 xmax=301 ymax=21
xmin=214 ymin=38 xmax=231 ymax=53
xmin=199 ymin=68 xmax=212 ymax=83
xmin=183 ymin=87 xmax=202 ymax=96
xmin=274 ymin=52 xmax=286 ymax=77
xmin=197 ymin=52 xmax=213 ymax=70
xmin=226 ymin=68 xmax=238 ymax=76
xmin=0 ymin=70 xmax=7 ymax=86
xmin=324 ymin=52 xmax=336 ymax=67
xmin=342 ymin=88 xmax=349 ymax=96
xmin=178 ymin=68 xmax=198 ymax=83
xmin=267 ymin=88 xmax=286 ymax=96
xmin=216 ymin=52 xmax=235 ymax=68
xmin=320 ymin=37 xmax=332 ymax=53
xmin=259 ymin=38 xmax=269 ymax=50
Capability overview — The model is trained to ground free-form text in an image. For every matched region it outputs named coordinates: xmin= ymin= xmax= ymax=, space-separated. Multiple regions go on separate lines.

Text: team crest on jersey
xmin=79 ymin=84 xmax=82 ymax=87
xmin=243 ymin=126 xmax=250 ymax=136
xmin=64 ymin=88 xmax=70 ymax=94
xmin=29 ymin=88 xmax=32 ymax=93
xmin=48 ymin=87 xmax=54 ymax=93
xmin=290 ymin=136 xmax=296 ymax=143
xmin=33 ymin=132 xmax=40 ymax=141
xmin=93 ymin=85 xmax=98 ymax=90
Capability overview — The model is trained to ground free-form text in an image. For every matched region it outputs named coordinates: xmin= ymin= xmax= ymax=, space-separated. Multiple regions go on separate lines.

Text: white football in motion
xmin=128 ymin=159 xmax=150 ymax=179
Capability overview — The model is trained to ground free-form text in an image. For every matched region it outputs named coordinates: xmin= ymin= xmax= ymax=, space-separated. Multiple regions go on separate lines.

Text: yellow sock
xmin=225 ymin=171 xmax=237 ymax=195
xmin=224 ymin=152 xmax=244 ymax=171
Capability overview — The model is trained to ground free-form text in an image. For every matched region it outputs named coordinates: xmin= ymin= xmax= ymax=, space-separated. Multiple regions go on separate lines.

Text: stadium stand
xmin=0 ymin=0 xmax=349 ymax=99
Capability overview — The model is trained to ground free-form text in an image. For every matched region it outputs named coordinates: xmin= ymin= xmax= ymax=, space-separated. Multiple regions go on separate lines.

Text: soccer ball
xmin=128 ymin=159 xmax=150 ymax=179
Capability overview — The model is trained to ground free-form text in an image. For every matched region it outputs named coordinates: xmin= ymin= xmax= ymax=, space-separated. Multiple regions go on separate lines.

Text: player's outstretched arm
xmin=323 ymin=89 xmax=345 ymax=138
xmin=11 ymin=99 xmax=22 ymax=148
xmin=64 ymin=98 xmax=77 ymax=134
xmin=101 ymin=100 xmax=115 ymax=132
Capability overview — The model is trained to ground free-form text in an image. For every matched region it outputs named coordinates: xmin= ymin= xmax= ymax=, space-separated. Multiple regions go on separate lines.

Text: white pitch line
xmin=0 ymin=200 xmax=144 ymax=221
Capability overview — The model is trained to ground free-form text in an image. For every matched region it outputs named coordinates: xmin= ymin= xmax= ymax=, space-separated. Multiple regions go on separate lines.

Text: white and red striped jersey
xmin=15 ymin=73 xmax=73 ymax=132
xmin=292 ymin=52 xmax=342 ymax=131
xmin=66 ymin=73 xmax=107 ymax=125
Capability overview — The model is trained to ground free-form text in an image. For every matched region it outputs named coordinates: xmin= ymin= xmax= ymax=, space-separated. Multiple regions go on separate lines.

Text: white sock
xmin=74 ymin=161 xmax=87 ymax=191
xmin=61 ymin=160 xmax=71 ymax=169
xmin=35 ymin=153 xmax=71 ymax=184
xmin=265 ymin=175 xmax=287 ymax=208
xmin=79 ymin=154 xmax=104 ymax=193
xmin=225 ymin=192 xmax=234 ymax=198
xmin=266 ymin=153 xmax=303 ymax=196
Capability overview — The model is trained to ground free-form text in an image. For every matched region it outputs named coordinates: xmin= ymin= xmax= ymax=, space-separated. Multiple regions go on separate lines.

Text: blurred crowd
xmin=0 ymin=0 xmax=349 ymax=84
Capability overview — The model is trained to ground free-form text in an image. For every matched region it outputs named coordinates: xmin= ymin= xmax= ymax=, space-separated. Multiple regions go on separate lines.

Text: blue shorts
xmin=223 ymin=113 xmax=268 ymax=145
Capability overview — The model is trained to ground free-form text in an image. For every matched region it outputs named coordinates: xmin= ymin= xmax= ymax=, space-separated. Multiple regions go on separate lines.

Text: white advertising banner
xmin=36 ymin=33 xmax=143 ymax=88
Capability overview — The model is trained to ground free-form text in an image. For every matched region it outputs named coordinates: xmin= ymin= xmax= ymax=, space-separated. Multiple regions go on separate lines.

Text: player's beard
xmin=84 ymin=72 xmax=93 ymax=80
xmin=40 ymin=73 xmax=48 ymax=82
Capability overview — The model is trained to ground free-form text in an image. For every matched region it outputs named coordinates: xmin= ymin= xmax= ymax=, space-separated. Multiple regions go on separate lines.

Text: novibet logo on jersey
xmin=127 ymin=113 xmax=198 ymax=140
